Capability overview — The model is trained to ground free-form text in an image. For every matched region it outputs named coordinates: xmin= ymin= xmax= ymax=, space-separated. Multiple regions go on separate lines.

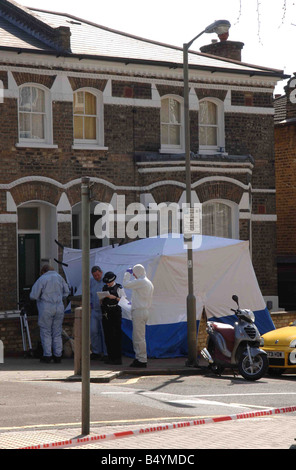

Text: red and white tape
xmin=20 ymin=405 xmax=296 ymax=449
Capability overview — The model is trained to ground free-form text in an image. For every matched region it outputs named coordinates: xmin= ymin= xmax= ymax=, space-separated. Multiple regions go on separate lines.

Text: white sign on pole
xmin=183 ymin=204 xmax=202 ymax=236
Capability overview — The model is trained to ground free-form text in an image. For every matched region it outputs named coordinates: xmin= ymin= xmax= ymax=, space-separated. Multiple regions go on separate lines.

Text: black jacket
xmin=102 ymin=283 xmax=122 ymax=311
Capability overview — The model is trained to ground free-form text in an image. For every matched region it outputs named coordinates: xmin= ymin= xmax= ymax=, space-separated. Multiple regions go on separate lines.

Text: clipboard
xmin=97 ymin=291 xmax=110 ymax=300
xmin=118 ymin=296 xmax=132 ymax=313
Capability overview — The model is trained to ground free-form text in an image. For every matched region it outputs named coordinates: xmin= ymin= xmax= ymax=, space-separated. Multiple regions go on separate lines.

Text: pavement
xmin=0 ymin=354 xmax=203 ymax=383
xmin=0 ymin=355 xmax=296 ymax=451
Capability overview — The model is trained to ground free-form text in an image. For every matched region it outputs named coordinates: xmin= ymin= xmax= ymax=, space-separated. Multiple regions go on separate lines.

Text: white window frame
xmin=202 ymin=199 xmax=239 ymax=239
xmin=160 ymin=95 xmax=184 ymax=154
xmin=198 ymin=98 xmax=225 ymax=155
xmin=16 ymin=83 xmax=56 ymax=149
xmin=72 ymin=88 xmax=107 ymax=150
xmin=17 ymin=205 xmax=40 ymax=233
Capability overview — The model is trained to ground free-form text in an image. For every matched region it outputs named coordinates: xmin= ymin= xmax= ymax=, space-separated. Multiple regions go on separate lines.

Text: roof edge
xmin=0 ymin=0 xmax=71 ymax=52
xmin=28 ymin=6 xmax=287 ymax=78
xmin=0 ymin=45 xmax=287 ymax=79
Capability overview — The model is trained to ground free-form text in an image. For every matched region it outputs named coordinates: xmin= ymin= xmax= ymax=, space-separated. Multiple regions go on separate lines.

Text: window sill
xmin=72 ymin=144 xmax=108 ymax=151
xmin=199 ymin=148 xmax=228 ymax=156
xmin=16 ymin=143 xmax=58 ymax=149
xmin=159 ymin=148 xmax=185 ymax=154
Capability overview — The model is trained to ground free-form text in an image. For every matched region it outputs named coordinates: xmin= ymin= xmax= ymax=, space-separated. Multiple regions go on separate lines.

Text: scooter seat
xmin=211 ymin=321 xmax=235 ymax=346
xmin=211 ymin=322 xmax=234 ymax=332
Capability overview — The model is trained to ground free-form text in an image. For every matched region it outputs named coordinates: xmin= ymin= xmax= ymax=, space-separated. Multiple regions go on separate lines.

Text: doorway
xmin=18 ymin=233 xmax=40 ymax=312
xmin=17 ymin=202 xmax=58 ymax=313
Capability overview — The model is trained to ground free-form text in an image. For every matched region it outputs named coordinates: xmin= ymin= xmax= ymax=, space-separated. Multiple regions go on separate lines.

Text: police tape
xmin=20 ymin=405 xmax=296 ymax=449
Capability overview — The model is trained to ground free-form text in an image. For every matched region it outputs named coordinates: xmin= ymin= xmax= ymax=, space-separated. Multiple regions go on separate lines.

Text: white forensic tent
xmin=62 ymin=234 xmax=275 ymax=358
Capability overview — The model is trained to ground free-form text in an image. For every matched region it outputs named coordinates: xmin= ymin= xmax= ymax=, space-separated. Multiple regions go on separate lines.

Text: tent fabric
xmin=62 ymin=234 xmax=275 ymax=358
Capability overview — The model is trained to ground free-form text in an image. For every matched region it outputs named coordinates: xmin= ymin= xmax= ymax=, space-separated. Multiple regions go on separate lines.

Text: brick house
xmin=274 ymin=75 xmax=296 ymax=311
xmin=0 ymin=0 xmax=287 ymax=316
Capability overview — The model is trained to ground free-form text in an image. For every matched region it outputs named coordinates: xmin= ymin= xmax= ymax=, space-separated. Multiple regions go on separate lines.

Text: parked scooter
xmin=201 ymin=295 xmax=268 ymax=381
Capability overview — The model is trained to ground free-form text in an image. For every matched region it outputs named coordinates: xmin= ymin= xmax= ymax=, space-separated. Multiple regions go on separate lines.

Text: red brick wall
xmin=0 ymin=224 xmax=17 ymax=308
xmin=0 ymin=67 xmax=277 ymax=314
xmin=0 ymin=314 xmax=75 ymax=357
xmin=252 ymin=221 xmax=277 ymax=295
xmin=225 ymin=114 xmax=275 ymax=166
xmin=197 ymin=311 xmax=296 ymax=351
xmin=275 ymin=124 xmax=296 ymax=256
xmin=1 ymin=311 xmax=295 ymax=357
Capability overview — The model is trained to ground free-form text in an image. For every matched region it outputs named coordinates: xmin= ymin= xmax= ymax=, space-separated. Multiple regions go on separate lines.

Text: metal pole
xmin=81 ymin=176 xmax=90 ymax=435
xmin=183 ymin=43 xmax=197 ymax=367
xmin=182 ymin=21 xmax=230 ymax=365
xmin=74 ymin=307 xmax=82 ymax=376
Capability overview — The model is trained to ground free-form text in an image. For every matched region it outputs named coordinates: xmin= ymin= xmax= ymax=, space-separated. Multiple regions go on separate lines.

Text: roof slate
xmin=32 ymin=10 xmax=285 ymax=75
xmin=0 ymin=1 xmax=286 ymax=78
xmin=0 ymin=14 xmax=53 ymax=51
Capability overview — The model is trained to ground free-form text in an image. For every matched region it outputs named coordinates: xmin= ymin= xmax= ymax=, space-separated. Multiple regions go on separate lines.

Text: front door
xmin=18 ymin=234 xmax=40 ymax=313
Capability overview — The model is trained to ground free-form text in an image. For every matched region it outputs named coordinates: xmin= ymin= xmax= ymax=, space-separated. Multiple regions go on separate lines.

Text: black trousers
xmin=102 ymin=308 xmax=122 ymax=361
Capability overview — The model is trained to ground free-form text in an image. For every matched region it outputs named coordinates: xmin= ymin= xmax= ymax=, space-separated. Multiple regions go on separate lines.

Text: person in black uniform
xmin=101 ymin=272 xmax=125 ymax=365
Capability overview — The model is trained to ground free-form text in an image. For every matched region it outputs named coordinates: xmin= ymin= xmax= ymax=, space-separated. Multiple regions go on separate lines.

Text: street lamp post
xmin=183 ymin=20 xmax=231 ymax=366
xmin=81 ymin=176 xmax=91 ymax=435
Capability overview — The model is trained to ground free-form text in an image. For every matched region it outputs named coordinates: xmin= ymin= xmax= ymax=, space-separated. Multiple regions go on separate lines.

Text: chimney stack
xmin=200 ymin=31 xmax=244 ymax=62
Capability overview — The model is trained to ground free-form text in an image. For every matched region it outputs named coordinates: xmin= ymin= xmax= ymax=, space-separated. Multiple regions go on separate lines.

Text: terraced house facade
xmin=0 ymin=0 xmax=287 ymax=312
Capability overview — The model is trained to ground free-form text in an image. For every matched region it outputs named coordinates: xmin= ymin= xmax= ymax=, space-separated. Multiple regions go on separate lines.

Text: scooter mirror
xmin=232 ymin=294 xmax=239 ymax=305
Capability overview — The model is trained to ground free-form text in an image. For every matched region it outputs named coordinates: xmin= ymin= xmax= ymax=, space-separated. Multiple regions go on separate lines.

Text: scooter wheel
xmin=238 ymin=352 xmax=268 ymax=381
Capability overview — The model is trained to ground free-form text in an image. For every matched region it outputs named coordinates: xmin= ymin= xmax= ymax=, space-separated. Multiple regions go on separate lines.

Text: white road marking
xmin=166 ymin=399 xmax=245 ymax=408
xmin=100 ymin=390 xmax=296 ymax=410
xmin=101 ymin=391 xmax=296 ymax=397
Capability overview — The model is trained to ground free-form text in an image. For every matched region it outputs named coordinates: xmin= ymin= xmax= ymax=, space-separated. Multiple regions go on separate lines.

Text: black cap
xmin=103 ymin=271 xmax=116 ymax=283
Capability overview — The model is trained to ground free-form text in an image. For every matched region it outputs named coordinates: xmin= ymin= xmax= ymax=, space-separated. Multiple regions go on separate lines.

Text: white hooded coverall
xmin=123 ymin=264 xmax=154 ymax=363
xmin=30 ymin=270 xmax=69 ymax=358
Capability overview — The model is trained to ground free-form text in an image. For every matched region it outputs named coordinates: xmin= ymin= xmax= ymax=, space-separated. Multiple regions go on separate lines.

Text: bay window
xmin=202 ymin=200 xmax=238 ymax=239
xmin=160 ymin=96 xmax=184 ymax=152
xmin=18 ymin=85 xmax=49 ymax=144
xmin=199 ymin=98 xmax=225 ymax=154
xmin=73 ymin=89 xmax=105 ymax=148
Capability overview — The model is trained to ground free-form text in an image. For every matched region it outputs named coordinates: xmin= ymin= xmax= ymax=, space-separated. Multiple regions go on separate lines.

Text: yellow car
xmin=261 ymin=321 xmax=296 ymax=375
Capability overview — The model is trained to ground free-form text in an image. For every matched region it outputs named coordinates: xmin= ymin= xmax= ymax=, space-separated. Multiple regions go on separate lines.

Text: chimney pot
xmin=218 ymin=31 xmax=229 ymax=42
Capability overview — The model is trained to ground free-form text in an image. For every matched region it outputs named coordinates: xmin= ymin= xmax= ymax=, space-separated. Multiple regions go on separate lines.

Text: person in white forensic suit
xmin=123 ymin=264 xmax=154 ymax=368
xmin=30 ymin=264 xmax=69 ymax=363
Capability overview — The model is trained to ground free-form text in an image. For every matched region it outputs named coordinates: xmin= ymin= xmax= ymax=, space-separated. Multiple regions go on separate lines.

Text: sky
xmin=16 ymin=0 xmax=296 ymax=95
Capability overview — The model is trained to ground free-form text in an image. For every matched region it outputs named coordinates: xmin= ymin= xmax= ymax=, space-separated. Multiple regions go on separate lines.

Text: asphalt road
xmin=1 ymin=369 xmax=295 ymax=431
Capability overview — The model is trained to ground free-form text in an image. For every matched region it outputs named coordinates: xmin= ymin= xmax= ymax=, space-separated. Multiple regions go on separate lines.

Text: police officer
xmin=101 ymin=272 xmax=125 ymax=365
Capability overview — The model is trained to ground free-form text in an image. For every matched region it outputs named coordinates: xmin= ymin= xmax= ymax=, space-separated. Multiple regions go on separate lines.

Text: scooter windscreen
xmin=237 ymin=309 xmax=255 ymax=323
